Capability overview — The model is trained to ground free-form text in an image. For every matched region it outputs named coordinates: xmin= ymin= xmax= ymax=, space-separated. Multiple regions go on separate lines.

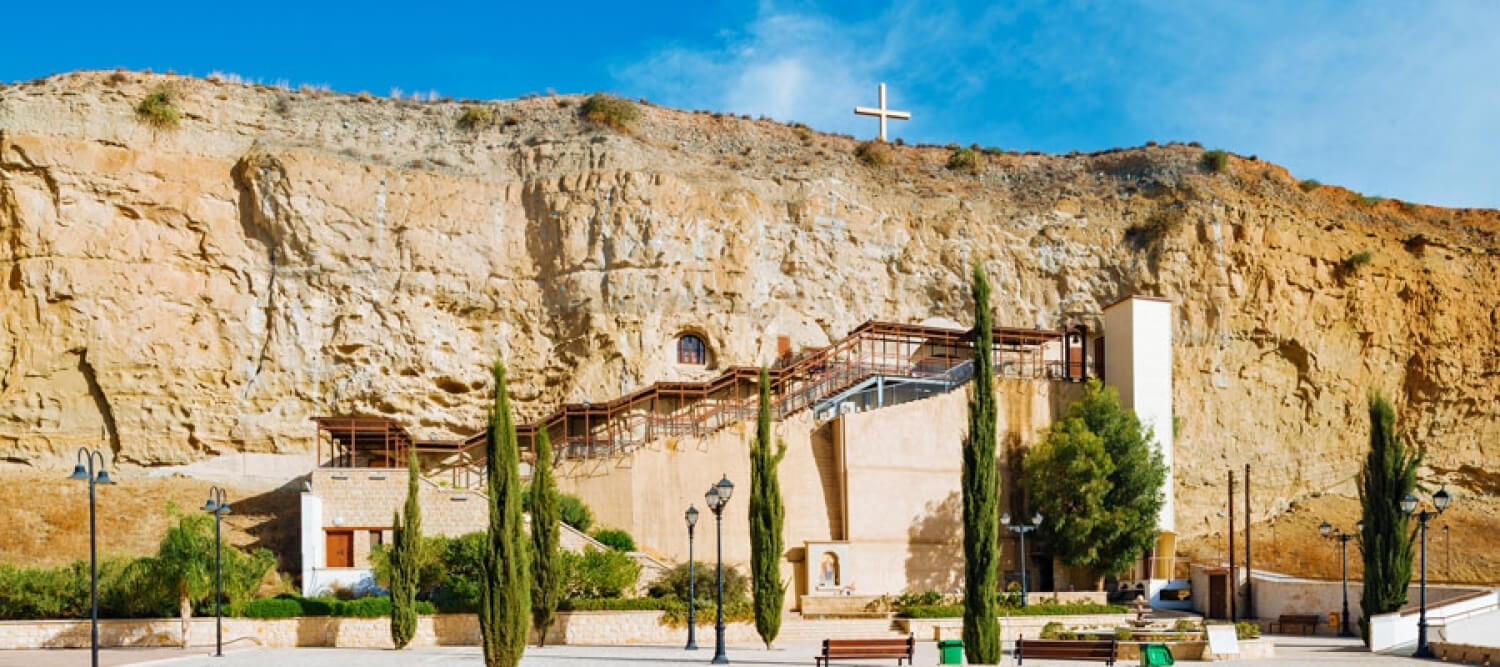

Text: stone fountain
xmin=1127 ymin=595 xmax=1154 ymax=629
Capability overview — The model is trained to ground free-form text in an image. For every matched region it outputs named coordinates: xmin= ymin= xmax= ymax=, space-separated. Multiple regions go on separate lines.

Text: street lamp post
xmin=202 ymin=486 xmax=232 ymax=657
xmin=1001 ymin=512 xmax=1043 ymax=608
xmin=69 ymin=447 xmax=115 ymax=667
xmin=1402 ymin=487 xmax=1452 ymax=659
xmin=704 ymin=475 xmax=734 ymax=665
xmin=1318 ymin=520 xmax=1361 ymax=638
xmin=685 ymin=505 xmax=700 ymax=651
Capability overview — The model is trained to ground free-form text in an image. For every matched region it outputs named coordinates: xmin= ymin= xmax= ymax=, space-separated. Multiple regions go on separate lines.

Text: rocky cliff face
xmin=3 ymin=72 xmax=1498 ymax=545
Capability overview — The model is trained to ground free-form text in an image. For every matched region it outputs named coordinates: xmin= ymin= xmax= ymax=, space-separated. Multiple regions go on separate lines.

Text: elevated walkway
xmin=316 ymin=319 xmax=1085 ymax=491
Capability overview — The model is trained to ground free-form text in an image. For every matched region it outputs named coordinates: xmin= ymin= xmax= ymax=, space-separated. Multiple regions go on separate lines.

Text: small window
xmin=371 ymin=529 xmax=384 ymax=548
xmin=677 ymin=335 xmax=707 ymax=365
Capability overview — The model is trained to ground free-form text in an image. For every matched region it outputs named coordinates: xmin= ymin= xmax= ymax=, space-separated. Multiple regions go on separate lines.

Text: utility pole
xmin=1228 ymin=469 xmax=1236 ymax=623
xmin=1245 ymin=463 xmax=1253 ymax=620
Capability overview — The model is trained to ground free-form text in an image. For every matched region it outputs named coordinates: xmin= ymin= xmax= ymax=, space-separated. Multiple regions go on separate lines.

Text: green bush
xmin=1358 ymin=194 xmax=1385 ymax=206
xmin=559 ymin=494 xmax=594 ymax=532
xmin=580 ymin=94 xmax=639 ymax=130
xmin=559 ymin=547 xmax=639 ymax=599
xmin=237 ymin=597 xmax=303 ymax=618
xmin=1172 ymin=618 xmax=1201 ymax=633
xmin=231 ymin=594 xmax=435 ymax=618
xmin=1114 ymin=628 xmax=1133 ymax=640
xmin=1341 ymin=250 xmax=1373 ymax=271
xmin=1201 ymin=149 xmax=1229 ymax=173
xmin=658 ymin=595 xmax=754 ymax=627
xmin=899 ymin=604 xmax=963 ymax=618
xmin=854 ymin=140 xmax=892 ymax=167
xmin=457 ymin=105 xmax=496 ymax=130
xmin=1298 ymin=179 xmax=1322 ymax=192
xmin=947 ymin=147 xmax=982 ymax=173
xmin=646 ymin=561 xmax=748 ymax=604
xmin=558 ymin=597 xmax=666 ymax=612
xmin=0 ymin=561 xmax=89 ymax=620
xmin=1235 ymin=621 xmax=1261 ymax=639
xmin=590 ymin=528 xmax=636 ymax=552
xmin=372 ymin=531 xmax=486 ymax=612
xmin=1040 ymin=621 xmax=1066 ymax=639
xmin=136 ymin=85 xmax=181 ymax=130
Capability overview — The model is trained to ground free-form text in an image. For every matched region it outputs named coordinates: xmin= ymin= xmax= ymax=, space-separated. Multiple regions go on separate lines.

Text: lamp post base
xmin=711 ymin=624 xmax=729 ymax=664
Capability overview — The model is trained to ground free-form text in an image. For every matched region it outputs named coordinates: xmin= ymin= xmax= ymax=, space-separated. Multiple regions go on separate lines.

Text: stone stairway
xmin=774 ymin=614 xmax=909 ymax=642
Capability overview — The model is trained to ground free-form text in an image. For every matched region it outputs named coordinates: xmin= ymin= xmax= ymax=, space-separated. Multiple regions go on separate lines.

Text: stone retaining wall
xmin=0 ymin=612 xmax=757 ymax=650
xmin=1432 ymin=641 xmax=1500 ymax=665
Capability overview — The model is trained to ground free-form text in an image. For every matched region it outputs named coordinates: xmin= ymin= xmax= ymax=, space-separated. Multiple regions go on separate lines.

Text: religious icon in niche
xmin=677 ymin=334 xmax=708 ymax=365
xmin=818 ymin=552 xmax=840 ymax=588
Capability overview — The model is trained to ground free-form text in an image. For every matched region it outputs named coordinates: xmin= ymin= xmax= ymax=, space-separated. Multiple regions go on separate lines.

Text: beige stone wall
xmin=558 ymin=379 xmax=1063 ymax=605
xmin=840 ymin=380 xmax=1058 ymax=596
xmin=0 ymin=613 xmax=757 ymax=649
xmin=312 ymin=468 xmax=488 ymax=537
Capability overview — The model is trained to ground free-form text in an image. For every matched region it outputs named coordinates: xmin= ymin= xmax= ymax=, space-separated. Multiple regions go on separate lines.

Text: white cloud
xmin=615 ymin=2 xmax=1500 ymax=208
xmin=614 ymin=4 xmax=937 ymax=138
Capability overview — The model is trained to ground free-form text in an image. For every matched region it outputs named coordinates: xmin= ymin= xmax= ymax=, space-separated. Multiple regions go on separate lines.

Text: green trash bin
xmin=937 ymin=639 xmax=965 ymax=664
xmin=1140 ymin=642 xmax=1175 ymax=666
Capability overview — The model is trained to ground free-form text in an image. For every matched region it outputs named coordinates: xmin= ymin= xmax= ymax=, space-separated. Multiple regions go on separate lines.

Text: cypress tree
xmin=528 ymin=426 xmax=561 ymax=647
xmin=961 ymin=262 xmax=1001 ymax=664
xmin=479 ymin=361 xmax=531 ymax=667
xmin=749 ymin=366 xmax=788 ymax=649
xmin=389 ymin=449 xmax=422 ymax=649
xmin=1358 ymin=392 xmax=1419 ymax=639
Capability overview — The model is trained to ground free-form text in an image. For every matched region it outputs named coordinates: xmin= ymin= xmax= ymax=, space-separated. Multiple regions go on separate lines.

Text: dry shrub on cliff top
xmin=1298 ymin=179 xmax=1322 ymax=192
xmin=580 ymin=93 xmax=639 ymax=130
xmin=947 ymin=146 xmax=982 ymax=174
xmin=854 ymin=140 xmax=892 ymax=167
xmin=457 ymin=105 xmax=497 ymax=131
xmin=135 ymin=85 xmax=181 ymax=130
xmin=1200 ymin=149 xmax=1229 ymax=174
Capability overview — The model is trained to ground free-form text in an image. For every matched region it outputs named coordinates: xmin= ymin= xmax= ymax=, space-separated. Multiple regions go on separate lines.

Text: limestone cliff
xmin=3 ymin=72 xmax=1498 ymax=548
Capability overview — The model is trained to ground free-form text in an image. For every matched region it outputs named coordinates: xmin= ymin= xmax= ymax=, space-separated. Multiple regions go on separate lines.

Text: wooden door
xmin=1208 ymin=572 xmax=1227 ymax=619
xmin=326 ymin=530 xmax=354 ymax=568
xmin=1067 ymin=334 xmax=1085 ymax=380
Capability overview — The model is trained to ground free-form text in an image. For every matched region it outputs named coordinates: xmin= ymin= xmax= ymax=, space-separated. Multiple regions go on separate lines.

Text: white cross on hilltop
xmin=854 ymin=83 xmax=911 ymax=142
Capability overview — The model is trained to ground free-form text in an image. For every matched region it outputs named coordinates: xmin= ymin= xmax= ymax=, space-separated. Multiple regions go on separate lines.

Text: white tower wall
xmin=1102 ymin=296 xmax=1174 ymax=533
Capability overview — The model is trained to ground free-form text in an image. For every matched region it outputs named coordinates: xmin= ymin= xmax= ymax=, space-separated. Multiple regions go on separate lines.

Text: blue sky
xmin=5 ymin=1 xmax=1498 ymax=208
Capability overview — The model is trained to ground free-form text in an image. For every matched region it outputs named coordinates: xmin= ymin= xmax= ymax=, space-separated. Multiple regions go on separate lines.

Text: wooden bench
xmin=1270 ymin=614 xmax=1321 ymax=635
xmin=814 ymin=634 xmax=915 ymax=666
xmin=1015 ymin=638 xmax=1118 ymax=665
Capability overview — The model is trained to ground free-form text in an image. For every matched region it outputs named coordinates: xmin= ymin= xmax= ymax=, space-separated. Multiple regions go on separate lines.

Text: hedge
xmin=233 ymin=594 xmax=435 ymax=618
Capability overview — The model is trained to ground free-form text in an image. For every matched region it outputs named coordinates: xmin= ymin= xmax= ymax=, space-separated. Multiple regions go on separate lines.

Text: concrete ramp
xmin=1369 ymin=587 xmax=1500 ymax=651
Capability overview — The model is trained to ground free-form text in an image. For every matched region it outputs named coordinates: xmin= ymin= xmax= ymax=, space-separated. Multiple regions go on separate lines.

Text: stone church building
xmin=301 ymin=295 xmax=1183 ymax=611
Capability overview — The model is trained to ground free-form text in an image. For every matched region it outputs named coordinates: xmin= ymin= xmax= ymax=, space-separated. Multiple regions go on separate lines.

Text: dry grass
xmin=0 ymin=471 xmax=299 ymax=568
xmin=1178 ymin=492 xmax=1500 ymax=585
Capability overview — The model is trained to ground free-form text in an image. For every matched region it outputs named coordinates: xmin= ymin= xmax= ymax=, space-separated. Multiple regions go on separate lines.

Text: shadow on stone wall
xmin=232 ymin=476 xmax=307 ymax=573
xmin=904 ymin=490 xmax=964 ymax=594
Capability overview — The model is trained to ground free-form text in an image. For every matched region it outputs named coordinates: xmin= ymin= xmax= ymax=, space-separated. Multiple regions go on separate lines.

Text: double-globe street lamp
xmin=202 ymin=486 xmax=232 ymax=657
xmin=684 ymin=505 xmax=700 ymax=651
xmin=1318 ymin=520 xmax=1361 ymax=637
xmin=1001 ymin=511 xmax=1043 ymax=608
xmin=1402 ymin=487 xmax=1452 ymax=659
xmin=704 ymin=475 xmax=735 ymax=665
xmin=69 ymin=447 xmax=115 ymax=667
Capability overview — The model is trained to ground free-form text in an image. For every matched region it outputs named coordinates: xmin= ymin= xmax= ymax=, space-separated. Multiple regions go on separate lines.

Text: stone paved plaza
xmin=0 ymin=636 xmax=1448 ymax=666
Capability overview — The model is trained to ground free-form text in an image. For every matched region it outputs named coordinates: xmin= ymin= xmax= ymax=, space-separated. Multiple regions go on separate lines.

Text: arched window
xmin=677 ymin=334 xmax=707 ymax=365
